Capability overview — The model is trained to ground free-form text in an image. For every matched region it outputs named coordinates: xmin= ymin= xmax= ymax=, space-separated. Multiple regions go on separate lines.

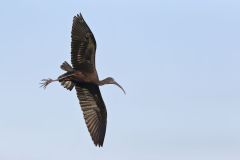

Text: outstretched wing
xmin=71 ymin=13 xmax=97 ymax=73
xmin=75 ymin=83 xmax=107 ymax=147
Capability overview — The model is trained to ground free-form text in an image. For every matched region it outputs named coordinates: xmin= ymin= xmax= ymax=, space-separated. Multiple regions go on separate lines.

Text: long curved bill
xmin=113 ymin=81 xmax=126 ymax=94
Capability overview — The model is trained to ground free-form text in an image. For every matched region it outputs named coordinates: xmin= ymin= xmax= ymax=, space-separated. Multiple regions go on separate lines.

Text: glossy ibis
xmin=40 ymin=13 xmax=125 ymax=147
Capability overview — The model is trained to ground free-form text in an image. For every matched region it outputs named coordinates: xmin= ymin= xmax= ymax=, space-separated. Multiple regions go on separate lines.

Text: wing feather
xmin=75 ymin=83 xmax=107 ymax=147
xmin=71 ymin=13 xmax=97 ymax=73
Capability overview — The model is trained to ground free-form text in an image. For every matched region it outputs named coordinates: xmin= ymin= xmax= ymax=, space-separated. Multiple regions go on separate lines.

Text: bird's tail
xmin=59 ymin=62 xmax=75 ymax=90
xmin=60 ymin=80 xmax=75 ymax=91
xmin=60 ymin=61 xmax=73 ymax=72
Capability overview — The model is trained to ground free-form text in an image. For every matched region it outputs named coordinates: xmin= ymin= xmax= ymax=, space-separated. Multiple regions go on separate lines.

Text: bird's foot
xmin=40 ymin=78 xmax=54 ymax=89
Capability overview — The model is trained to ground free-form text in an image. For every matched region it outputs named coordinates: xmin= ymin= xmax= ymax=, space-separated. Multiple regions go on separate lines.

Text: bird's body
xmin=41 ymin=13 xmax=125 ymax=147
xmin=58 ymin=67 xmax=98 ymax=89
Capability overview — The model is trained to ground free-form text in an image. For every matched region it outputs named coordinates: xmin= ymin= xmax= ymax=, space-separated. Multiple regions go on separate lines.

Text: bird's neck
xmin=98 ymin=78 xmax=110 ymax=86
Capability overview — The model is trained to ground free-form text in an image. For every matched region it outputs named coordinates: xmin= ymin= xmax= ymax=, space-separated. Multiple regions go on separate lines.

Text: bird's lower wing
xmin=75 ymin=83 xmax=107 ymax=147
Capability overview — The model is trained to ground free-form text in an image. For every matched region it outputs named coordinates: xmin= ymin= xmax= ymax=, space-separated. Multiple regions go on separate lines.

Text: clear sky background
xmin=0 ymin=0 xmax=240 ymax=160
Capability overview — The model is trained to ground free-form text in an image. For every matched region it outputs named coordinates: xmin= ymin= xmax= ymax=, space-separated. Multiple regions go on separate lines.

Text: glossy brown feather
xmin=71 ymin=14 xmax=108 ymax=146
xmin=75 ymin=83 xmax=107 ymax=147
xmin=71 ymin=14 xmax=97 ymax=73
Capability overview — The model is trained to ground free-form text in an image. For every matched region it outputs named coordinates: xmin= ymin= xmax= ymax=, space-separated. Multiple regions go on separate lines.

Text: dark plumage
xmin=40 ymin=13 xmax=125 ymax=147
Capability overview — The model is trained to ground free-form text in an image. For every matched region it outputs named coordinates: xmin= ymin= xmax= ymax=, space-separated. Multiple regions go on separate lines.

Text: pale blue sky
xmin=0 ymin=0 xmax=240 ymax=160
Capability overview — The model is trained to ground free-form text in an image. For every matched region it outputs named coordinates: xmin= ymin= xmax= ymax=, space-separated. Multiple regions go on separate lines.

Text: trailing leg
xmin=40 ymin=78 xmax=58 ymax=89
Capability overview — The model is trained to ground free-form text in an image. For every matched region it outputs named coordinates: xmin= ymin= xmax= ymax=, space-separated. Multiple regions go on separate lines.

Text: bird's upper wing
xmin=75 ymin=83 xmax=107 ymax=147
xmin=71 ymin=14 xmax=97 ymax=73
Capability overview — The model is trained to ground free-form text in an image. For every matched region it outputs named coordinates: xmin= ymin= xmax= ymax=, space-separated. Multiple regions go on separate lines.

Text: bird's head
xmin=100 ymin=77 xmax=126 ymax=94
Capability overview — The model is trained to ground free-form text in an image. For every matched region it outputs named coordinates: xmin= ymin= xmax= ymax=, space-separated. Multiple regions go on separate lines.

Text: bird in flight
xmin=40 ymin=13 xmax=125 ymax=147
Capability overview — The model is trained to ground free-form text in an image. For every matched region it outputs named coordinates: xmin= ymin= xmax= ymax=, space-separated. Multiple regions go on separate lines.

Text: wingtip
xmin=77 ymin=12 xmax=83 ymax=18
xmin=93 ymin=137 xmax=104 ymax=147
xmin=95 ymin=143 xmax=103 ymax=147
xmin=74 ymin=12 xmax=84 ymax=22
